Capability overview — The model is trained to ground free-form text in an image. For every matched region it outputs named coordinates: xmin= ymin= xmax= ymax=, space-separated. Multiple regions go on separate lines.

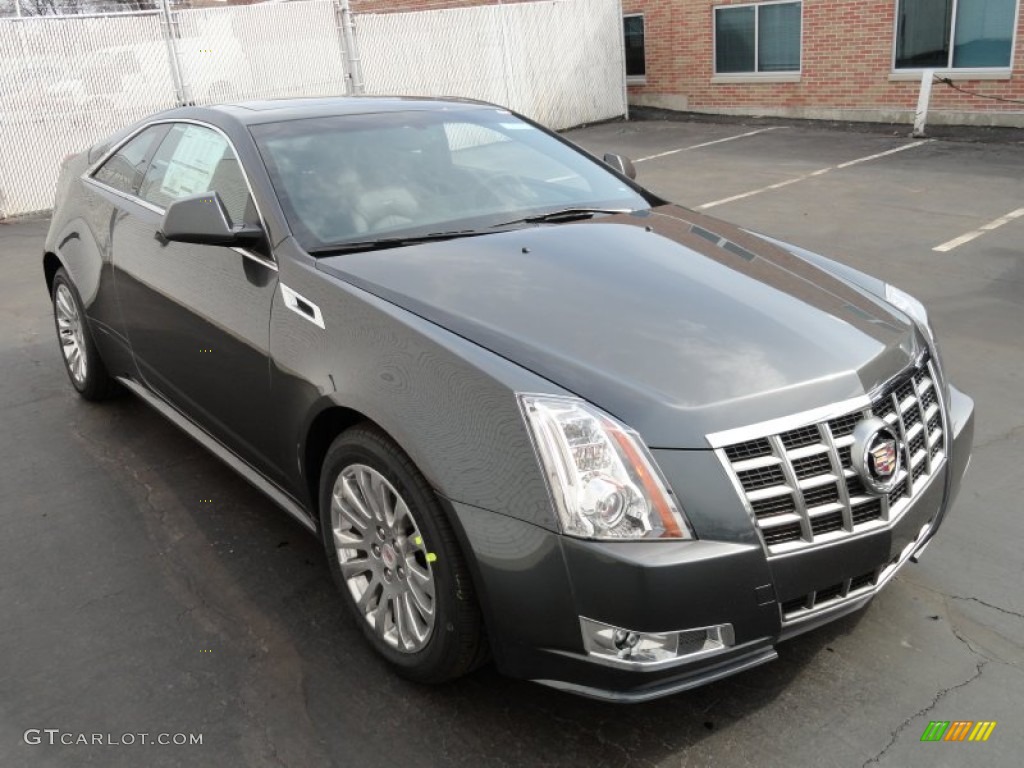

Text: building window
xmin=715 ymin=1 xmax=802 ymax=74
xmin=624 ymin=14 xmax=646 ymax=80
xmin=894 ymin=0 xmax=1017 ymax=70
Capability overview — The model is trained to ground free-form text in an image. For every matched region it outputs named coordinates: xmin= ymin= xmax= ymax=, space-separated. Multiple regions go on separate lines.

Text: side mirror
xmin=159 ymin=191 xmax=263 ymax=247
xmin=603 ymin=152 xmax=637 ymax=180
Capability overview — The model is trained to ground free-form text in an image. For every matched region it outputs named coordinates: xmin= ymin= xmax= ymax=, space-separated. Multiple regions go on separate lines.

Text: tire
xmin=51 ymin=268 xmax=116 ymax=401
xmin=319 ymin=424 xmax=486 ymax=683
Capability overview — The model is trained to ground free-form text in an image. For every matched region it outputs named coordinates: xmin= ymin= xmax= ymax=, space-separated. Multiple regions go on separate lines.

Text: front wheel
xmin=319 ymin=425 xmax=486 ymax=683
xmin=51 ymin=268 xmax=116 ymax=401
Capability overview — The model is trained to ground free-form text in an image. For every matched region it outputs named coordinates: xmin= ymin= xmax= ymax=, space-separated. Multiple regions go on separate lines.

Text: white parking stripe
xmin=696 ymin=140 xmax=933 ymax=210
xmin=635 ymin=128 xmax=779 ymax=163
xmin=933 ymin=207 xmax=1024 ymax=252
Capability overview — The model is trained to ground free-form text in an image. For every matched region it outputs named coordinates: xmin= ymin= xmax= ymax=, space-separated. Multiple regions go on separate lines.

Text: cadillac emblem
xmin=851 ymin=417 xmax=902 ymax=494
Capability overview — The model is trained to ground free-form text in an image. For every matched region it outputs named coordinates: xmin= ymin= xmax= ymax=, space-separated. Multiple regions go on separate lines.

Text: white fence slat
xmin=0 ymin=0 xmax=626 ymax=218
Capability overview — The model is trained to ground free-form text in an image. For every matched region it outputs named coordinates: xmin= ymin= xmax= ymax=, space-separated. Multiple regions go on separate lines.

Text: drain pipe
xmin=912 ymin=69 xmax=934 ymax=137
xmin=337 ymin=0 xmax=365 ymax=95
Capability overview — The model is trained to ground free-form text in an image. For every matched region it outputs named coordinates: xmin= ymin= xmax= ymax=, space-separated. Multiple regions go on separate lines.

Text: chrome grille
xmin=736 ymin=465 xmax=786 ymax=490
xmin=780 ymin=520 xmax=934 ymax=622
xmin=780 ymin=425 xmax=820 ymax=450
xmin=792 ymin=453 xmax=832 ymax=479
xmin=781 ymin=569 xmax=877 ymax=620
xmin=714 ymin=357 xmax=947 ymax=555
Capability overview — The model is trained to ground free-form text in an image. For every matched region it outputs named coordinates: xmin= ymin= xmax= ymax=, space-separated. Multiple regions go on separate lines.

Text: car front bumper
xmin=447 ymin=384 xmax=974 ymax=702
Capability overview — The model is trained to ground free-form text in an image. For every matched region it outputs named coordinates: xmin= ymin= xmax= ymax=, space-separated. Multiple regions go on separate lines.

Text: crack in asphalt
xmin=528 ymin=704 xmax=652 ymax=768
xmin=861 ymin=659 xmax=987 ymax=767
xmin=75 ymin=588 xmax=126 ymax=613
xmin=907 ymin=580 xmax=1024 ymax=623
xmin=948 ymin=594 xmax=1024 ymax=621
xmin=236 ymin=693 xmax=290 ymax=768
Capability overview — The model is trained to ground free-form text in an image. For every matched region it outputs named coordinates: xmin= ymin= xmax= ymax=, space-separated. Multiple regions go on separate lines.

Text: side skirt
xmin=116 ymin=376 xmax=316 ymax=534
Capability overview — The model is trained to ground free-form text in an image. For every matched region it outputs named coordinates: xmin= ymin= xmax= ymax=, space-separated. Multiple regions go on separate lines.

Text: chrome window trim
xmin=83 ymin=175 xmax=165 ymax=216
xmin=81 ymin=117 xmax=277 ymax=270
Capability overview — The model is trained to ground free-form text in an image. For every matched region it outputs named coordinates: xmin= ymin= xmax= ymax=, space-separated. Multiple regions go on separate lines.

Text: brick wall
xmin=623 ymin=0 xmax=1024 ymax=125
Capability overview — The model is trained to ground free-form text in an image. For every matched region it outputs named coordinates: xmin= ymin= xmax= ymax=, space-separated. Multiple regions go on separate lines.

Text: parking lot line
xmin=635 ymin=128 xmax=779 ymax=163
xmin=696 ymin=140 xmax=933 ymax=210
xmin=932 ymin=207 xmax=1024 ymax=252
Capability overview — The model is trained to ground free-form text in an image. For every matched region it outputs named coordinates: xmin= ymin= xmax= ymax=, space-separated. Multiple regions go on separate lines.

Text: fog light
xmin=580 ymin=617 xmax=735 ymax=668
xmin=612 ymin=629 xmax=640 ymax=650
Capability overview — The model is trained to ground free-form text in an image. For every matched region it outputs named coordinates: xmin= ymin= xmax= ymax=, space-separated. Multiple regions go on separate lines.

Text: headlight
xmin=518 ymin=394 xmax=693 ymax=540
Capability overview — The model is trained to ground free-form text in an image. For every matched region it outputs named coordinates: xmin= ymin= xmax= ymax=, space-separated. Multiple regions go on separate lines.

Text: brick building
xmin=350 ymin=0 xmax=1024 ymax=127
xmin=622 ymin=0 xmax=1023 ymax=126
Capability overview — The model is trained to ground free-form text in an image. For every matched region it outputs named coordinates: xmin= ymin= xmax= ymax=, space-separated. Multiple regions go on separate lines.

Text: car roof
xmin=93 ymin=96 xmax=505 ymax=164
xmin=205 ymin=95 xmax=501 ymax=125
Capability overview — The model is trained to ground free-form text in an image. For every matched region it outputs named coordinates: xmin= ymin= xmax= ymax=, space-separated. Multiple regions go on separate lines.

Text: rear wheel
xmin=319 ymin=425 xmax=486 ymax=683
xmin=51 ymin=268 xmax=115 ymax=401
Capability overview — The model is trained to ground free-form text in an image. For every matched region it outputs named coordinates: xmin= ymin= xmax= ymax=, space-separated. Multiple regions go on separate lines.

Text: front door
xmin=111 ymin=121 xmax=284 ymax=484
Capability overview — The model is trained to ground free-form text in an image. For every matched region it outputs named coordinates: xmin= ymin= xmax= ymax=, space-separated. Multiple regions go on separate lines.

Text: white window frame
xmin=624 ymin=13 xmax=647 ymax=85
xmin=712 ymin=0 xmax=803 ymax=78
xmin=890 ymin=0 xmax=1020 ymax=77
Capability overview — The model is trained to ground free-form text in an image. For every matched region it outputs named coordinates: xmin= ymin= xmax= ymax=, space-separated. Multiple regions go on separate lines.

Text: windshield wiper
xmin=492 ymin=207 xmax=634 ymax=228
xmin=307 ymin=229 xmax=493 ymax=256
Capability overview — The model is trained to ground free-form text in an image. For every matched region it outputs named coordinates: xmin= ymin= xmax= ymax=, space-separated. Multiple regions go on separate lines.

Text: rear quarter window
xmin=91 ymin=126 xmax=165 ymax=195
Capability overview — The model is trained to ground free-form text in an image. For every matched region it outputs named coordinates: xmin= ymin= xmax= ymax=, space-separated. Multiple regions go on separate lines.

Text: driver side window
xmin=138 ymin=123 xmax=256 ymax=227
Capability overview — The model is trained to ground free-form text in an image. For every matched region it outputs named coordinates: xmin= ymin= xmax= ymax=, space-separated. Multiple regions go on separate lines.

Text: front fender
xmin=270 ymin=249 xmax=565 ymax=531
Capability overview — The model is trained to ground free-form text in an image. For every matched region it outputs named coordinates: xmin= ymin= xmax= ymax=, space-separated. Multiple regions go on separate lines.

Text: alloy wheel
xmin=330 ymin=464 xmax=436 ymax=653
xmin=55 ymin=283 xmax=87 ymax=386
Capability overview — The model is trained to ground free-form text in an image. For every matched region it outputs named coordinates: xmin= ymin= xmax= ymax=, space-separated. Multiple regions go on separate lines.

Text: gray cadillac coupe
xmin=45 ymin=97 xmax=974 ymax=702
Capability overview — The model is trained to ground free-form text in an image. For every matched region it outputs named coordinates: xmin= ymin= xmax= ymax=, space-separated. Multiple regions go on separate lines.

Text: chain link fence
xmin=0 ymin=0 xmax=626 ymax=218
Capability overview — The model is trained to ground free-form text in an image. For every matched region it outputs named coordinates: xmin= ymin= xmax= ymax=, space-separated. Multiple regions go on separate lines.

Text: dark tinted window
xmin=715 ymin=6 xmax=756 ymax=73
xmin=715 ymin=2 xmax=801 ymax=74
xmin=138 ymin=123 xmax=254 ymax=226
xmin=624 ymin=15 xmax=646 ymax=78
xmin=895 ymin=0 xmax=1014 ymax=69
xmin=92 ymin=126 xmax=164 ymax=195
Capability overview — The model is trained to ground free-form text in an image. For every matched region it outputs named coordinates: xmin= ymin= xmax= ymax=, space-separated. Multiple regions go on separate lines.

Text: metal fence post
xmin=496 ymin=0 xmax=514 ymax=109
xmin=159 ymin=0 xmax=193 ymax=106
xmin=617 ymin=0 xmax=629 ymax=121
xmin=336 ymin=0 xmax=365 ymax=95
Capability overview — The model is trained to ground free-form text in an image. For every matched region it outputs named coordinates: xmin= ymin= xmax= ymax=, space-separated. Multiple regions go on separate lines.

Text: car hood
xmin=317 ymin=205 xmax=923 ymax=448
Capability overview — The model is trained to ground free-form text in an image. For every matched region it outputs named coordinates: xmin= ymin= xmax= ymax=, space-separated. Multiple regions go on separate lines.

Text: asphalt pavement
xmin=1 ymin=117 xmax=1022 ymax=767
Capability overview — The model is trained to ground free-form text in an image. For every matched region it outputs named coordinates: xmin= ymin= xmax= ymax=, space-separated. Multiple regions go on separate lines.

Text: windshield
xmin=250 ymin=108 xmax=651 ymax=251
